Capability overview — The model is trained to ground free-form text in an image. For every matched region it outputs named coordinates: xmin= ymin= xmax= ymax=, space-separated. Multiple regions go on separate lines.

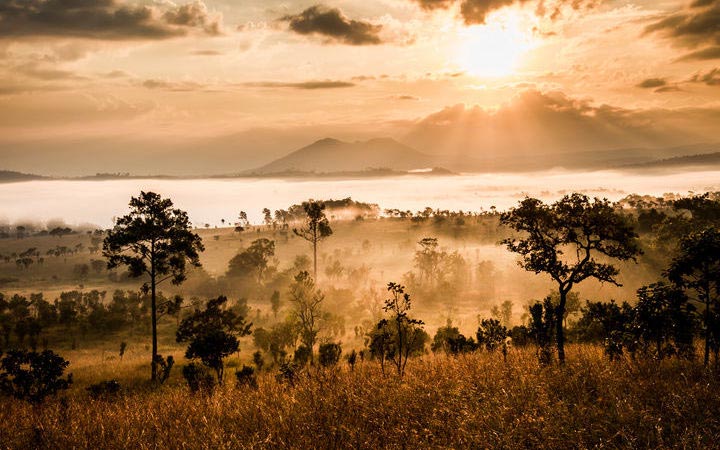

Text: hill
xmin=0 ymin=170 xmax=45 ymax=183
xmin=250 ymin=138 xmax=439 ymax=175
xmin=620 ymin=151 xmax=720 ymax=171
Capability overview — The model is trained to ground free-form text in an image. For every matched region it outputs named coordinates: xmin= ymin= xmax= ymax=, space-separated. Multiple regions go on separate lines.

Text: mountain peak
xmin=310 ymin=137 xmax=344 ymax=147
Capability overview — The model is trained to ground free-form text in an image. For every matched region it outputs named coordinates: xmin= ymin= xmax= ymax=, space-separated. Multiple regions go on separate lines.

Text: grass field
xmin=2 ymin=344 xmax=718 ymax=449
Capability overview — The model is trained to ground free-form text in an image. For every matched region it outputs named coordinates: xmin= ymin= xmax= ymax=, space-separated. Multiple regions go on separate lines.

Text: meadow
xmin=2 ymin=346 xmax=719 ymax=449
xmin=0 ymin=193 xmax=718 ymax=449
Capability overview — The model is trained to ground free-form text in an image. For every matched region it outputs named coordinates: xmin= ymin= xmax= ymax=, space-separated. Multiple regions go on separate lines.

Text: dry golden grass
xmin=2 ymin=345 xmax=720 ymax=449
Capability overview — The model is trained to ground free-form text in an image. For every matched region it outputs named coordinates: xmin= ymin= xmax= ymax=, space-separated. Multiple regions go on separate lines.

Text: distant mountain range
xmin=248 ymin=139 xmax=720 ymax=175
xmin=1 ymin=141 xmax=719 ymax=180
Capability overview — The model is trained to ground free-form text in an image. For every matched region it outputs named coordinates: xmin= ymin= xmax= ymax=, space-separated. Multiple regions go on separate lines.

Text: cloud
xmin=689 ymin=68 xmax=720 ymax=85
xmin=141 ymin=78 xmax=206 ymax=91
xmin=403 ymin=90 xmax=720 ymax=158
xmin=163 ymin=2 xmax=221 ymax=36
xmin=190 ymin=49 xmax=223 ymax=56
xmin=243 ymin=80 xmax=356 ymax=90
xmin=645 ymin=0 xmax=720 ymax=60
xmin=280 ymin=5 xmax=382 ymax=45
xmin=0 ymin=0 xmax=222 ymax=40
xmin=678 ymin=46 xmax=720 ymax=61
xmin=637 ymin=78 xmax=667 ymax=89
xmin=410 ymin=0 xmax=600 ymax=25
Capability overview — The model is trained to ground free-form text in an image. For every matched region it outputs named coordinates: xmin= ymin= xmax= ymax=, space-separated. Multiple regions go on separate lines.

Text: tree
xmin=293 ymin=200 xmax=333 ymax=280
xmin=288 ymin=271 xmax=325 ymax=363
xmin=631 ymin=282 xmax=695 ymax=359
xmin=501 ymin=194 xmax=641 ymax=363
xmin=376 ymin=283 xmax=426 ymax=377
xmin=414 ymin=238 xmax=442 ymax=287
xmin=270 ymin=290 xmax=281 ymax=318
xmin=103 ymin=191 xmax=204 ymax=382
xmin=0 ymin=350 xmax=72 ymax=404
xmin=176 ymin=296 xmax=252 ymax=384
xmin=476 ymin=318 xmax=508 ymax=352
xmin=666 ymin=227 xmax=720 ymax=366
xmin=262 ymin=208 xmax=273 ymax=227
xmin=227 ymin=238 xmax=275 ymax=284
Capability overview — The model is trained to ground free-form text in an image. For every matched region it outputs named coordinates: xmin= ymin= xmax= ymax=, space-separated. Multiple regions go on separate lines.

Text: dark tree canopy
xmin=501 ymin=194 xmax=641 ymax=363
xmin=103 ymin=191 xmax=204 ymax=381
xmin=0 ymin=350 xmax=72 ymax=404
xmin=666 ymin=227 xmax=720 ymax=365
xmin=103 ymin=191 xmax=204 ymax=288
xmin=227 ymin=238 xmax=275 ymax=284
xmin=176 ymin=296 xmax=252 ymax=383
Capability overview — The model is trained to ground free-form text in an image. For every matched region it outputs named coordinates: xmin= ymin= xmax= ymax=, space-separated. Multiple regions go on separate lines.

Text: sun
xmin=454 ymin=12 xmax=537 ymax=78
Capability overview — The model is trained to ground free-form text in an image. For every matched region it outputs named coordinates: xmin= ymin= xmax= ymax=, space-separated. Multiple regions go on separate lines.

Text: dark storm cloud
xmin=637 ymin=78 xmax=667 ymax=88
xmin=0 ymin=0 xmax=221 ymax=40
xmin=280 ymin=5 xmax=382 ymax=45
xmin=243 ymin=80 xmax=356 ymax=90
xmin=645 ymin=0 xmax=720 ymax=60
xmin=410 ymin=0 xmax=600 ymax=25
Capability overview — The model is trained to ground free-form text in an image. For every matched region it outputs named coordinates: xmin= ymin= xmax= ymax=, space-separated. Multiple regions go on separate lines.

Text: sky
xmin=0 ymin=0 xmax=719 ymax=175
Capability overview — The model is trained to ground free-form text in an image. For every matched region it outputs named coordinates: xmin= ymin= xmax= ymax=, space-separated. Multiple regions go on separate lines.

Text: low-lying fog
xmin=1 ymin=169 xmax=719 ymax=227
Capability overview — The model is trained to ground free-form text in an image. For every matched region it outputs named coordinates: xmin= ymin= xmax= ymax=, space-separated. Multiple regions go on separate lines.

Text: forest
xmin=0 ymin=191 xmax=719 ymax=448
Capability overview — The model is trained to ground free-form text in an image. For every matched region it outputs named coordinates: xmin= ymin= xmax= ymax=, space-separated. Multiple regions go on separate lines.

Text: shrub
xmin=182 ymin=363 xmax=215 ymax=394
xmin=252 ymin=350 xmax=264 ymax=372
xmin=476 ymin=318 xmax=508 ymax=352
xmin=276 ymin=361 xmax=297 ymax=386
xmin=86 ymin=379 xmax=121 ymax=399
xmin=319 ymin=342 xmax=342 ymax=367
xmin=293 ymin=345 xmax=311 ymax=367
xmin=347 ymin=349 xmax=357 ymax=371
xmin=0 ymin=350 xmax=72 ymax=404
xmin=154 ymin=355 xmax=174 ymax=384
xmin=235 ymin=365 xmax=258 ymax=389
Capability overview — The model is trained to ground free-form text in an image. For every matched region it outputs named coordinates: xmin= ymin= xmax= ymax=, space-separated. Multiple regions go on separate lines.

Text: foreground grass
xmin=2 ymin=345 xmax=720 ymax=449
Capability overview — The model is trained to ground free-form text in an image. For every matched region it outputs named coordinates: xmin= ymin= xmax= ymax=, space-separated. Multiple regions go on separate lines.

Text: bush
xmin=293 ymin=345 xmax=311 ymax=367
xmin=154 ymin=355 xmax=174 ymax=384
xmin=87 ymin=379 xmax=121 ymax=399
xmin=319 ymin=342 xmax=342 ymax=367
xmin=0 ymin=350 xmax=72 ymax=404
xmin=182 ymin=363 xmax=215 ymax=394
xmin=235 ymin=365 xmax=258 ymax=389
xmin=276 ymin=361 xmax=297 ymax=386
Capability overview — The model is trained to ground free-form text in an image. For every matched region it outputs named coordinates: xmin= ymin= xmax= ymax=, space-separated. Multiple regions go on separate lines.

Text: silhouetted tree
xmin=293 ymin=200 xmax=333 ymax=280
xmin=176 ymin=296 xmax=252 ymax=384
xmin=501 ymin=194 xmax=641 ymax=363
xmin=103 ymin=191 xmax=204 ymax=382
xmin=476 ymin=318 xmax=508 ymax=352
xmin=666 ymin=227 xmax=720 ymax=366
xmin=376 ymin=283 xmax=426 ymax=377
xmin=270 ymin=290 xmax=281 ymax=318
xmin=529 ymin=298 xmax=557 ymax=365
xmin=631 ymin=282 xmax=695 ymax=359
xmin=288 ymin=271 xmax=324 ymax=363
xmin=227 ymin=238 xmax=275 ymax=285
